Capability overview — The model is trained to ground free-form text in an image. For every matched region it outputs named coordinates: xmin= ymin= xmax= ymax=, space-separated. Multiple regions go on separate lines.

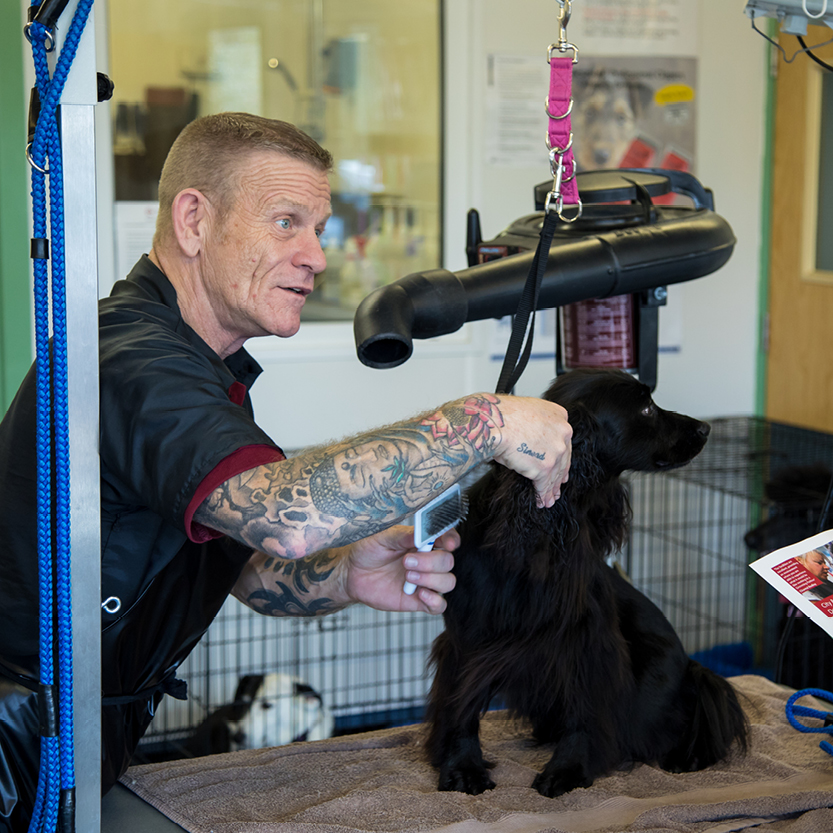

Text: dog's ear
xmin=560 ymin=402 xmax=605 ymax=496
xmin=481 ymin=402 xmax=607 ymax=564
xmin=483 ymin=468 xmax=541 ymax=565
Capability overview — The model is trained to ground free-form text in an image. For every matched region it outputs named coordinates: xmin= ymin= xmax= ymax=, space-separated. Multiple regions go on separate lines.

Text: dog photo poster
xmin=750 ymin=530 xmax=833 ymax=637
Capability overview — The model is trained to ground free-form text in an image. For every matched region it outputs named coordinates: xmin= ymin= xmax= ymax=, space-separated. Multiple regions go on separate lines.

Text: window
xmin=108 ymin=0 xmax=442 ymax=320
xmin=802 ymin=65 xmax=833 ymax=283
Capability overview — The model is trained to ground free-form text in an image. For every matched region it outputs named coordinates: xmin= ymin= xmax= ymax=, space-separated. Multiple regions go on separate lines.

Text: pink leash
xmin=545 ymin=2 xmax=581 ymax=219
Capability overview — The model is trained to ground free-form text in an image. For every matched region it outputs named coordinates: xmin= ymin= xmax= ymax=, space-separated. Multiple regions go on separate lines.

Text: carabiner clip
xmin=551 ymin=0 xmax=578 ymax=62
xmin=556 ymin=0 xmax=572 ymax=31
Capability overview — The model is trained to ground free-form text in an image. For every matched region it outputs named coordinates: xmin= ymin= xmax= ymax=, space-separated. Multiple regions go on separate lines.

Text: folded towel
xmin=120 ymin=674 xmax=833 ymax=833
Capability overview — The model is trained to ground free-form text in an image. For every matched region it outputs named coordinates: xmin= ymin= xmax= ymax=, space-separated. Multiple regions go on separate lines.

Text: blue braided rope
xmin=28 ymin=25 xmax=58 ymax=833
xmin=26 ymin=1 xmax=96 ymax=829
xmin=785 ymin=688 xmax=833 ymax=758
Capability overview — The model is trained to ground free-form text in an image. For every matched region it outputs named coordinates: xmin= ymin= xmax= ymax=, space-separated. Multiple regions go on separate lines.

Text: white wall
xmin=246 ymin=0 xmax=769 ymax=449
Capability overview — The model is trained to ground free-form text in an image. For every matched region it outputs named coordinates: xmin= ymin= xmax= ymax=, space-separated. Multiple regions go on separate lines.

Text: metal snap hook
xmin=26 ymin=143 xmax=49 ymax=175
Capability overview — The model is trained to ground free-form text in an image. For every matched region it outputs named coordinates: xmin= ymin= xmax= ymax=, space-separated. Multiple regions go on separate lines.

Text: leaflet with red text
xmin=750 ymin=529 xmax=833 ymax=638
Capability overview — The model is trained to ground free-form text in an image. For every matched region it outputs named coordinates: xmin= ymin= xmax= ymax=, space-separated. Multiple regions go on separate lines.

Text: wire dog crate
xmin=135 ymin=417 xmax=833 ymax=763
xmin=624 ymin=416 xmax=833 ymax=686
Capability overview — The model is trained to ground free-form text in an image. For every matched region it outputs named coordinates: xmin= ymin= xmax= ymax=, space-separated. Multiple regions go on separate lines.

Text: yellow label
xmin=654 ymin=84 xmax=695 ymax=106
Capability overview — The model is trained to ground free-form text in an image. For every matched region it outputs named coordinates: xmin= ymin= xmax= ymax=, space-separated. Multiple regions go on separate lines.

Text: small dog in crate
xmin=425 ymin=368 xmax=749 ymax=797
xmin=184 ymin=673 xmax=334 ymax=757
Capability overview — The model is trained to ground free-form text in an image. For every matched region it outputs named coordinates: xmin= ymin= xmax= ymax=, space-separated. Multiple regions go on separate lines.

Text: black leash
xmin=495 ymin=210 xmax=559 ymax=395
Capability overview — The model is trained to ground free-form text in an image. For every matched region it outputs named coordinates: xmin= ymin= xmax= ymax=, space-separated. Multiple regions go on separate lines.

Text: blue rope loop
xmin=785 ymin=688 xmax=833 ymax=759
xmin=26 ymin=1 xmax=96 ymax=830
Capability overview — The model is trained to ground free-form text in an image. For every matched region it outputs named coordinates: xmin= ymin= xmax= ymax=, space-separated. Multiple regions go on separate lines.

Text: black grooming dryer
xmin=353 ymin=169 xmax=735 ymax=390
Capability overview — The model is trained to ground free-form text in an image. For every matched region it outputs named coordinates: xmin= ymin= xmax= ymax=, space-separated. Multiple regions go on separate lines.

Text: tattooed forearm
xmin=233 ymin=550 xmax=348 ymax=617
xmin=245 ymin=585 xmax=340 ymax=617
xmin=196 ymin=393 xmax=507 ymax=559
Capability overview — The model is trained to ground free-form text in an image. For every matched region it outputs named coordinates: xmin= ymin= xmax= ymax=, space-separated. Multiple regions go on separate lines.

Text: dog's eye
xmin=641 ymin=404 xmax=657 ymax=417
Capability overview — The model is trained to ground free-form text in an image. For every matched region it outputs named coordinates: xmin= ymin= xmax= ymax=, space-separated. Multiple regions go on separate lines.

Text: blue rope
xmin=26 ymin=1 xmax=95 ymax=830
xmin=785 ymin=688 xmax=833 ymax=758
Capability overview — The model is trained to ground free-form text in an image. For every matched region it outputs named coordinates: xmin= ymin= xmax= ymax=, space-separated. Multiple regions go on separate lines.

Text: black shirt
xmin=0 ymin=255 xmax=284 ymax=696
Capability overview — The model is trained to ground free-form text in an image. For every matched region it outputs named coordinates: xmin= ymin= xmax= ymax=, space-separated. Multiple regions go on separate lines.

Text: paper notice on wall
xmin=569 ymin=0 xmax=698 ymax=57
xmin=750 ymin=530 xmax=833 ymax=639
xmin=484 ymin=54 xmax=551 ymax=167
xmin=207 ymin=26 xmax=263 ymax=116
xmin=115 ymin=201 xmax=158 ymax=281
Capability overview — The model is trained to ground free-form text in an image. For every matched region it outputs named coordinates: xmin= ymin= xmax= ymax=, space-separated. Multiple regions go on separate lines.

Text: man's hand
xmin=234 ymin=525 xmax=458 ymax=616
xmin=493 ymin=396 xmax=572 ymax=508
xmin=340 ymin=525 xmax=458 ymax=615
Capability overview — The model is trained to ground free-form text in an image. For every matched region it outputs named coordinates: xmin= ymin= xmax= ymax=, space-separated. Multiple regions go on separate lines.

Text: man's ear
xmin=170 ymin=188 xmax=211 ymax=258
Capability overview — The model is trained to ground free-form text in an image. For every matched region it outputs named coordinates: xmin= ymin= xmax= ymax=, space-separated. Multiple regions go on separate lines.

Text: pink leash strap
xmin=546 ymin=54 xmax=579 ymax=213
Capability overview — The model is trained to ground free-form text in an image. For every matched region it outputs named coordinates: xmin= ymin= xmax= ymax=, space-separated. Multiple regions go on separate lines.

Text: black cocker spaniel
xmin=426 ymin=368 xmax=749 ymax=797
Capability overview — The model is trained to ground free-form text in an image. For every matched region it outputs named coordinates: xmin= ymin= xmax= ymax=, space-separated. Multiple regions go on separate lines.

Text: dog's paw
xmin=438 ymin=763 xmax=496 ymax=795
xmin=531 ymin=767 xmax=594 ymax=798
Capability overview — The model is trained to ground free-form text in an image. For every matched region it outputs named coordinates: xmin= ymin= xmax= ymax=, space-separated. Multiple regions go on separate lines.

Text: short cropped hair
xmin=153 ymin=112 xmax=333 ymax=246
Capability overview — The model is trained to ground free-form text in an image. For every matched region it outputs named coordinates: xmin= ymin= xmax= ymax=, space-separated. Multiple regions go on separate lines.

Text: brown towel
xmin=120 ymin=675 xmax=833 ymax=833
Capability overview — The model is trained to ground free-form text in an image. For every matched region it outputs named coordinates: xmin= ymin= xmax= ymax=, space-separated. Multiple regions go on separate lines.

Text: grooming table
xmin=116 ymin=675 xmax=833 ymax=833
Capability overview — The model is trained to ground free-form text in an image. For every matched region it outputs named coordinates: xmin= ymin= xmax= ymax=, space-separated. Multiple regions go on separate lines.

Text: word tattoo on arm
xmin=517 ymin=442 xmax=545 ymax=461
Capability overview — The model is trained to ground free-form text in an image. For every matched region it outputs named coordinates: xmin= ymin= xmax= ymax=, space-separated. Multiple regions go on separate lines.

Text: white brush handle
xmin=403 ymin=540 xmax=435 ymax=595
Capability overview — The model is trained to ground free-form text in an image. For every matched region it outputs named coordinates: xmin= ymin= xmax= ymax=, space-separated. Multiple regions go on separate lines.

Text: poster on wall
xmin=114 ymin=201 xmax=158 ymax=286
xmin=486 ymin=54 xmax=695 ymax=361
xmin=571 ymin=55 xmax=696 ymax=181
xmin=484 ymin=54 xmax=552 ymax=167
xmin=750 ymin=530 xmax=833 ymax=639
xmin=569 ymin=0 xmax=698 ymax=58
xmin=484 ymin=53 xmax=697 ymax=178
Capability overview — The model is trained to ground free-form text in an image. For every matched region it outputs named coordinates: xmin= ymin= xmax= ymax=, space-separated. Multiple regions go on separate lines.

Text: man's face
xmin=804 ymin=550 xmax=829 ymax=581
xmin=200 ymin=150 xmax=331 ymax=345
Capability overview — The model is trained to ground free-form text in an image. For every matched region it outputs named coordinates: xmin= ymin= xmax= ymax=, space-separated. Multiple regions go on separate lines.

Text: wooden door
xmin=766 ymin=29 xmax=833 ymax=432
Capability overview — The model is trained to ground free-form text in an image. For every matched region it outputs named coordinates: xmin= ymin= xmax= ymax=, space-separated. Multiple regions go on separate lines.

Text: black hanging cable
xmin=797 ymin=34 xmax=833 ymax=71
xmin=749 ymin=15 xmax=833 ymax=65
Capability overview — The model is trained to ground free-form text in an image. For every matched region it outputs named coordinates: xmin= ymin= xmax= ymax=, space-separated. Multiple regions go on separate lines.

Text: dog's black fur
xmin=426 ymin=369 xmax=749 ymax=798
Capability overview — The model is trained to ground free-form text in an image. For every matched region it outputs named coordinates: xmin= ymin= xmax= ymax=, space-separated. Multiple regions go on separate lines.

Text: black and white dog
xmin=426 ymin=369 xmax=749 ymax=797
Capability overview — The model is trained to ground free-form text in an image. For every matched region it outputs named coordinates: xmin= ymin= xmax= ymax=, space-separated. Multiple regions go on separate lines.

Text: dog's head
xmin=543 ymin=368 xmax=710 ymax=479
xmin=483 ymin=369 xmax=708 ymax=566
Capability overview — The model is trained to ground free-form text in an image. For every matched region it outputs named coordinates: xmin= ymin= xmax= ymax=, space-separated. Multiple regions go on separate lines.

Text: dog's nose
xmin=697 ymin=422 xmax=711 ymax=438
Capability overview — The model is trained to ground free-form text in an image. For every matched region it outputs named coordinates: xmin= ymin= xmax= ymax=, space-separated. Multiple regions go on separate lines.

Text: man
xmin=0 ymin=112 xmax=572 ymax=829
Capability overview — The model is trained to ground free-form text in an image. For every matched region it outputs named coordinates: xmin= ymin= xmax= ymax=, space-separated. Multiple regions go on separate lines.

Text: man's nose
xmin=296 ymin=228 xmax=327 ymax=274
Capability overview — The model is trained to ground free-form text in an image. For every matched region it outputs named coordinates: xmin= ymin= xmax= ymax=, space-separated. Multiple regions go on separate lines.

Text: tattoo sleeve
xmin=194 ymin=394 xmax=505 ymax=559
xmin=232 ymin=550 xmax=346 ymax=617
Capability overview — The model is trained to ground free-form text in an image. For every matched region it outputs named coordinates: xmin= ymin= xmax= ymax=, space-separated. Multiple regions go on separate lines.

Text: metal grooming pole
xmin=52 ymin=1 xmax=102 ymax=829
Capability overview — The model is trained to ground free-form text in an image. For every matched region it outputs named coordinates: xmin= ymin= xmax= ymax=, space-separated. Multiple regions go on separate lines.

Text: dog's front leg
xmin=532 ymin=730 xmax=596 ymax=797
xmin=426 ymin=634 xmax=496 ymax=795
xmin=436 ymin=710 xmax=495 ymax=795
